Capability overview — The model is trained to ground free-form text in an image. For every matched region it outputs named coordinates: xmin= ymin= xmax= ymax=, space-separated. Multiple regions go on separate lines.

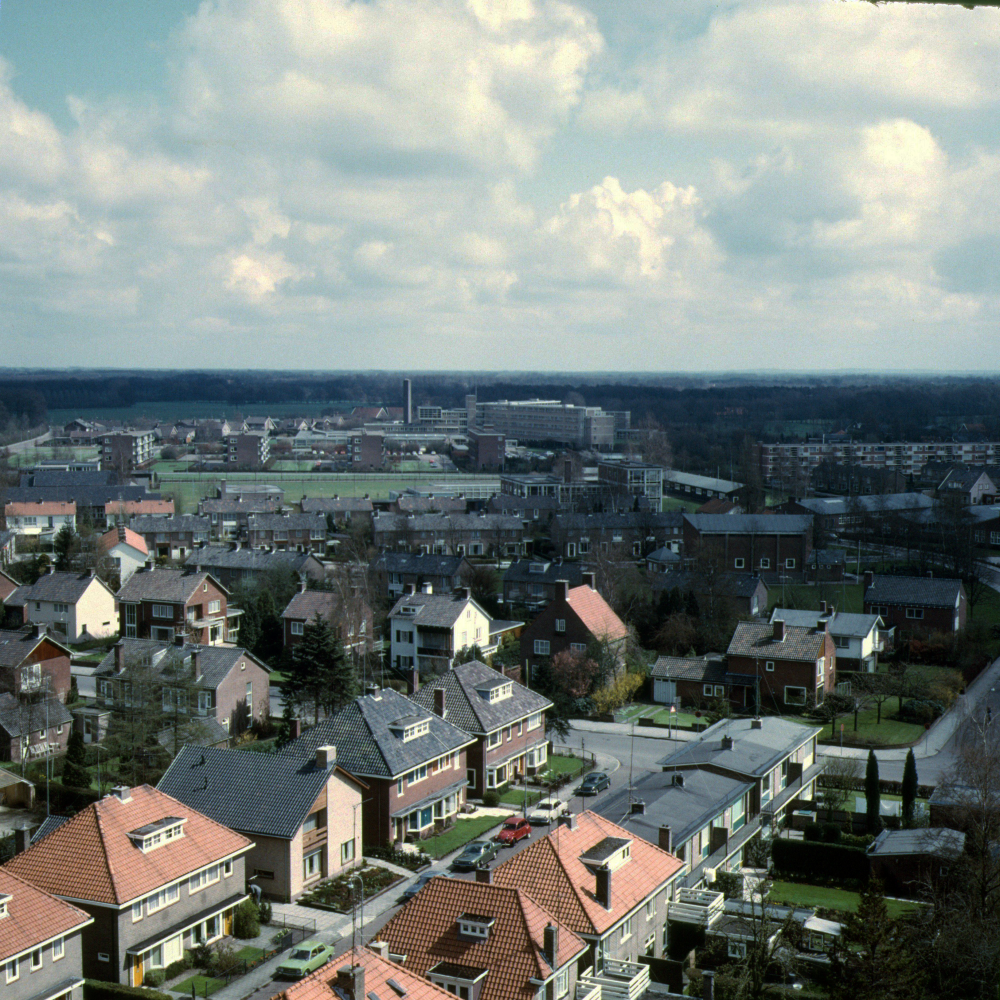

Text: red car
xmin=495 ymin=816 xmax=532 ymax=847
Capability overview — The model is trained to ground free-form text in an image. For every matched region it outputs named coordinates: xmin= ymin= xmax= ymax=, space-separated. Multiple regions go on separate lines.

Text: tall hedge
xmin=84 ymin=981 xmax=171 ymax=1000
xmin=771 ymin=838 xmax=869 ymax=882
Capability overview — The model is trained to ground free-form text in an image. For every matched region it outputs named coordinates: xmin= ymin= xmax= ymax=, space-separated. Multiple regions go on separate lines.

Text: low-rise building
xmin=682 ymin=514 xmax=813 ymax=582
xmin=0 ymin=693 xmax=73 ymax=764
xmin=0 ymin=866 xmax=93 ymax=1000
xmin=863 ymin=571 xmax=966 ymax=634
xmin=184 ymin=546 xmax=326 ymax=590
xmin=769 ymin=603 xmax=884 ymax=673
xmin=159 ymin=744 xmax=365 ymax=903
xmin=97 ymin=526 xmax=150 ymax=584
xmin=550 ymin=512 xmax=683 ymax=560
xmin=5 ymin=784 xmax=252 ymax=986
xmin=597 ymin=460 xmax=664 ymax=505
xmin=99 ymin=430 xmax=156 ymax=471
xmin=650 ymin=656 xmax=757 ymax=712
xmin=866 ymin=828 xmax=966 ymax=898
xmin=281 ymin=586 xmax=373 ymax=659
xmin=0 ymin=628 xmax=73 ymax=703
xmin=12 ymin=570 xmax=117 ymax=642
xmin=3 ymin=501 xmax=76 ymax=541
xmin=225 ymin=432 xmax=270 ymax=468
xmin=129 ymin=515 xmax=212 ymax=561
xmin=300 ymin=497 xmax=374 ymax=528
xmin=502 ymin=559 xmax=584 ymax=611
xmin=246 ymin=513 xmax=327 ymax=553
xmin=410 ymin=661 xmax=551 ymax=798
xmin=372 ymin=512 xmax=525 ymax=559
xmin=369 ymin=553 xmax=472 ymax=600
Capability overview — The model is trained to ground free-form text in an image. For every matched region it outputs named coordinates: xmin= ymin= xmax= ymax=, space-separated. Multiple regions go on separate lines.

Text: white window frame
xmin=734 ymin=557 xmax=745 ymax=569
xmin=52 ymin=937 xmax=65 ymax=961
xmin=784 ymin=686 xmax=807 ymax=707
xmin=303 ymin=848 xmax=323 ymax=881
xmin=30 ymin=949 xmax=42 ymax=971
xmin=341 ymin=839 xmax=356 ymax=865
xmin=5 ymin=957 xmax=18 ymax=983
xmin=785 ymin=558 xmax=796 ymax=569
xmin=533 ymin=640 xmax=550 ymax=656
xmin=765 ymin=660 xmax=774 ymax=672
xmin=759 ymin=557 xmax=770 ymax=569
xmin=152 ymin=604 xmax=173 ymax=619
xmin=554 ymin=619 xmax=566 ymax=634
xmin=906 ymin=608 xmax=924 ymax=620
xmin=290 ymin=621 xmax=304 ymax=635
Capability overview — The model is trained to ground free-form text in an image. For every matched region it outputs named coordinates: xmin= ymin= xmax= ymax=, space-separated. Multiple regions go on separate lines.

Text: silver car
xmin=528 ymin=798 xmax=567 ymax=825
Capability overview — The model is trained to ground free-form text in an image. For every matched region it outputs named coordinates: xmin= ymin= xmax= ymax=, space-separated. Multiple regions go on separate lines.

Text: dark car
xmin=495 ymin=816 xmax=532 ymax=846
xmin=577 ymin=771 xmax=611 ymax=795
xmin=401 ymin=869 xmax=449 ymax=901
xmin=452 ymin=840 xmax=501 ymax=871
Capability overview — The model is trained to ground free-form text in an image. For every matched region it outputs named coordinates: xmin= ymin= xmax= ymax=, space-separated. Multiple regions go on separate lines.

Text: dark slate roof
xmin=769 ymin=609 xmax=881 ymax=639
xmin=156 ymin=717 xmax=231 ymax=750
xmin=31 ymin=815 xmax=71 ymax=845
xmin=371 ymin=553 xmax=469 ymax=578
xmin=727 ymin=620 xmax=827 ymax=661
xmin=184 ymin=547 xmax=320 ymax=572
xmin=595 ymin=768 xmax=753 ymax=848
xmin=658 ymin=716 xmax=821 ymax=779
xmin=864 ymin=574 xmax=964 ymax=608
xmin=487 ymin=495 xmax=561 ymax=513
xmin=282 ymin=590 xmax=344 ymax=621
xmin=651 ymin=572 xmax=767 ymax=599
xmin=868 ymin=828 xmax=965 ymax=857
xmin=0 ymin=693 xmax=72 ymax=738
xmin=130 ymin=515 xmax=211 ymax=534
xmin=246 ymin=513 xmax=326 ymax=532
xmin=503 ymin=559 xmax=584 ymax=586
xmin=159 ymin=745 xmax=357 ymax=838
xmin=23 ymin=471 xmax=119 ymax=488
xmin=200 ymin=497 xmax=283 ymax=514
xmin=394 ymin=496 xmax=468 ymax=513
xmin=683 ymin=513 xmax=813 ymax=534
xmin=0 ymin=631 xmax=70 ymax=667
xmin=409 ymin=661 xmax=551 ymax=736
xmin=117 ymin=568 xmax=225 ymax=603
xmin=94 ymin=641 xmax=264 ymax=691
xmin=552 ymin=512 xmax=683 ymax=530
xmin=4 ymin=486 xmax=157 ymax=506
xmin=279 ymin=688 xmax=475 ymax=779
xmin=794 ymin=494 xmax=935 ymax=516
xmin=373 ymin=512 xmax=522 ymax=532
xmin=646 ymin=547 xmax=681 ymax=566
xmin=388 ymin=591 xmax=485 ymax=629
xmin=815 ymin=549 xmax=846 ymax=566
xmin=301 ymin=498 xmax=373 ymax=514
xmin=650 ymin=656 xmax=721 ymax=683
xmin=19 ymin=571 xmax=107 ymax=604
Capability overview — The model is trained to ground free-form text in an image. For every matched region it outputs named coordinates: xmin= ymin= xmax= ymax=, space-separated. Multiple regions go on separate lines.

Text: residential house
xmin=810 ymin=548 xmax=846 ymax=583
xmin=391 ymin=496 xmax=468 ymax=515
xmin=198 ymin=495 xmax=283 ymax=540
xmin=246 ymin=513 xmax=327 ymax=553
xmin=596 ymin=767 xmax=754 ymax=893
xmin=159 ymin=744 xmax=365 ymax=903
xmin=725 ymin=619 xmax=836 ymax=711
xmin=225 ymin=432 xmax=270 ymax=468
xmin=300 ymin=497 xmax=374 ymax=528
xmin=486 ymin=493 xmax=561 ymax=523
xmin=105 ymin=499 xmax=175 ymax=521
xmin=116 ymin=568 xmax=242 ymax=645
xmin=372 ymin=512 xmax=525 ymax=559
xmin=375 ymin=876 xmax=587 ymax=1000
xmin=935 ymin=467 xmax=997 ymax=505
xmin=279 ymin=687 xmax=474 ymax=845
xmin=645 ymin=547 xmax=682 ymax=574
xmin=502 ymin=559 xmax=584 ymax=611
xmin=663 ymin=471 xmax=743 ymax=503
xmin=4 ymin=784 xmax=252 ymax=986
xmin=5 ymin=486 xmax=165 ymax=530
xmin=240 ymin=416 xmax=276 ymax=435
xmin=0 ymin=568 xmax=20 ymax=603
xmin=0 ymin=532 xmax=15 ymax=567
xmin=782 ymin=494 xmax=934 ymax=536
xmin=11 ymin=571 xmax=117 ymax=643
xmin=866 ymin=828 xmax=966 ymax=899
xmin=657 ymin=716 xmax=824 ymax=840
xmin=769 ymin=603 xmax=885 ymax=673
xmin=388 ymin=587 xmax=520 ymax=675
xmin=549 ymin=512 xmax=683 ymax=560
xmin=518 ymin=577 xmax=628 ymax=684
xmin=650 ymin=656 xmax=756 ymax=712
xmin=349 ymin=430 xmax=385 ymax=470
xmin=0 ymin=628 xmax=73 ymax=702
xmin=94 ymin=639 xmax=270 ymax=735
xmin=369 ymin=553 xmax=472 ymax=600
xmin=281 ymin=586 xmax=373 ymax=659
xmin=863 ymin=572 xmax=967 ymax=634
xmin=650 ymin=572 xmax=768 ymax=619
xmin=0 ymin=866 xmax=92 ymax=1000
xmin=269 ymin=944 xmax=456 ymax=1000
xmin=129 ymin=515 xmax=212 ymax=561
xmin=0 ymin=692 xmax=73 ymax=764
xmin=98 ymin=526 xmax=150 ymax=584
xmin=492 ymin=811 xmax=685 ymax=972
xmin=3 ymin=502 xmax=76 ymax=542
xmin=467 ymin=427 xmax=506 ymax=470
xmin=98 ymin=430 xmax=156 ymax=471
xmin=809 ymin=462 xmax=906 ymax=496
xmin=682 ymin=514 xmax=813 ymax=582
xmin=410 ymin=661 xmax=551 ymax=798
xmin=184 ymin=546 xmax=326 ymax=590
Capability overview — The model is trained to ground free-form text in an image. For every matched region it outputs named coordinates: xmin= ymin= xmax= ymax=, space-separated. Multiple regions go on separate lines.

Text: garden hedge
xmin=84 ymin=981 xmax=171 ymax=1000
xmin=772 ymin=837 xmax=869 ymax=882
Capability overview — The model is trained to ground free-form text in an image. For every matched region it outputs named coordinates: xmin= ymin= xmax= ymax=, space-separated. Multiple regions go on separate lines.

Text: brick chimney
xmin=475 ymin=866 xmax=493 ymax=884
xmin=722 ymin=735 xmax=734 ymax=750
xmin=658 ymin=825 xmax=673 ymax=852
xmin=13 ymin=823 xmax=31 ymax=855
xmin=558 ymin=813 xmax=577 ymax=831
xmin=316 ymin=745 xmax=336 ymax=769
xmin=290 ymin=718 xmax=302 ymax=740
xmin=407 ymin=668 xmax=419 ymax=695
xmin=434 ymin=688 xmax=446 ymax=718
xmin=544 ymin=924 xmax=559 ymax=969
xmin=114 ymin=642 xmax=124 ymax=673
xmin=554 ymin=580 xmax=568 ymax=602
xmin=595 ymin=867 xmax=612 ymax=910
xmin=581 ymin=572 xmax=595 ymax=590
xmin=369 ymin=941 xmax=389 ymax=959
xmin=772 ymin=619 xmax=785 ymax=642
xmin=336 ymin=966 xmax=365 ymax=1000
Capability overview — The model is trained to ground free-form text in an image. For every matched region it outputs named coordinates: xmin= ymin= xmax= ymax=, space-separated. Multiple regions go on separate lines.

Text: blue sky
xmin=1 ymin=0 xmax=998 ymax=371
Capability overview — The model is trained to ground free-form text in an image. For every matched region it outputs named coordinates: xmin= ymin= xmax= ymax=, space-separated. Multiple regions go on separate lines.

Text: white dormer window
xmin=457 ymin=914 xmax=495 ymax=939
xmin=130 ymin=817 xmax=186 ymax=852
xmin=0 ymin=893 xmax=9 ymax=919
xmin=403 ymin=720 xmax=430 ymax=741
xmin=399 ymin=606 xmax=418 ymax=616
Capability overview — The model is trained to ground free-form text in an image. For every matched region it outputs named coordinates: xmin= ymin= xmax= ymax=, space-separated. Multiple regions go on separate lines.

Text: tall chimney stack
xmin=404 ymin=379 xmax=413 ymax=425
xmin=434 ymin=688 xmax=446 ymax=718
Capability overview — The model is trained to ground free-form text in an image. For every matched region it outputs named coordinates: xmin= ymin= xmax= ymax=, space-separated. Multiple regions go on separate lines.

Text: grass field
xmin=650 ymin=708 xmax=702 ymax=728
xmin=768 ymin=582 xmax=865 ymax=614
xmin=662 ymin=497 xmax=702 ymax=513
xmin=419 ymin=815 xmax=501 ymax=859
xmin=173 ymin=975 xmax=226 ymax=996
xmin=769 ymin=879 xmax=921 ymax=917
xmin=812 ymin=707 xmax=925 ymax=745
xmin=545 ymin=754 xmax=588 ymax=777
xmin=498 ymin=786 xmax=541 ymax=807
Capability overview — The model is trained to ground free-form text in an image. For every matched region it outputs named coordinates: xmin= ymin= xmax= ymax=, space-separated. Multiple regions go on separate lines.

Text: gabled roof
xmin=794 ymin=494 xmax=935 ymax=516
xmin=864 ymin=574 xmax=964 ymax=608
xmin=200 ymin=496 xmax=283 ymax=514
xmin=697 ymin=498 xmax=741 ymax=515
xmin=684 ymin=513 xmax=813 ymax=534
xmin=388 ymin=591 xmax=485 ymax=629
xmin=17 ymin=570 xmax=112 ymax=604
xmin=0 ymin=866 xmax=92 ymax=964
xmin=4 ymin=500 xmax=76 ymax=516
xmin=658 ymin=572 xmax=767 ymax=599
xmin=98 ymin=526 xmax=149 ymax=557
xmin=551 ymin=511 xmax=683 ymax=530
xmin=376 ymin=879 xmax=587 ymax=1000
xmin=372 ymin=512 xmax=522 ymax=534
xmin=107 ymin=499 xmax=174 ymax=516
xmin=94 ymin=641 xmax=267 ymax=691
xmin=503 ymin=560 xmax=584 ymax=586
xmin=769 ymin=608 xmax=881 ymax=639
xmin=117 ymin=567 xmax=228 ymax=603
xmin=410 ymin=661 xmax=551 ymax=735
xmin=31 ymin=814 xmax=71 ymax=845
xmin=130 ymin=514 xmax=212 ymax=534
xmin=0 ymin=693 xmax=72 ymax=738
xmin=0 ymin=630 xmax=72 ymax=667
xmin=4 ymin=784 xmax=252 ymax=905
xmin=273 ymin=945 xmax=454 ymax=1000
xmin=281 ymin=590 xmax=351 ymax=621
xmin=247 ymin=512 xmax=326 ymax=532
xmin=5 ymin=486 xmax=154 ymax=507
xmin=651 ymin=655 xmax=721 ymax=683
xmin=300 ymin=497 xmax=373 ymax=514
xmin=394 ymin=495 xmax=469 ymax=513
xmin=658 ymin=716 xmax=821 ymax=779
xmin=726 ymin=620 xmax=827 ymax=661
xmin=158 ymin=746 xmax=364 ymax=840
xmin=371 ymin=552 xmax=469 ymax=577
xmin=492 ymin=811 xmax=683 ymax=938
xmin=565 ymin=585 xmax=628 ymax=642
xmin=185 ymin=547 xmax=320 ymax=572
xmin=279 ymin=688 xmax=474 ymax=779
xmin=868 ymin=827 xmax=965 ymax=858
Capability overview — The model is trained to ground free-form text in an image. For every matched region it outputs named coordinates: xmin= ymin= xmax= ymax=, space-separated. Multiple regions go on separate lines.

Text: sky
xmin=0 ymin=0 xmax=998 ymax=373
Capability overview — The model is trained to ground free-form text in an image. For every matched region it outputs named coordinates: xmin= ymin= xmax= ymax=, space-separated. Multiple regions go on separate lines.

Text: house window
xmin=834 ymin=635 xmax=850 ymax=648
xmin=132 ymin=901 xmax=143 ymax=922
xmin=303 ymin=809 xmax=326 ymax=832
xmin=533 ymin=640 xmax=550 ymax=656
xmin=555 ymin=969 xmax=569 ymax=997
xmin=732 ymin=797 xmax=746 ymax=831
xmin=254 ymin=869 xmax=275 ymax=880
xmin=619 ymin=915 xmax=635 ymax=943
xmin=906 ymin=608 xmax=924 ymax=620
xmin=555 ymin=619 xmax=566 ymax=634
xmin=341 ymin=840 xmax=355 ymax=865
xmin=467 ymin=768 xmax=476 ymax=789
xmin=728 ymin=941 xmax=748 ymax=959
xmin=152 ymin=604 xmax=173 ymax=619
xmin=5 ymin=957 xmax=18 ymax=983
xmin=759 ymin=557 xmax=770 ymax=569
xmin=52 ymin=937 xmax=64 ymax=960
xmin=31 ymin=949 xmax=42 ymax=970
xmin=291 ymin=621 xmax=304 ymax=635
xmin=303 ymin=848 xmax=324 ymax=881
xmin=734 ymin=558 xmax=745 ymax=569
xmin=703 ymin=684 xmax=715 ymax=697
xmin=570 ymin=642 xmax=586 ymax=652
xmin=487 ymin=730 xmax=502 ymax=748
xmin=785 ymin=558 xmax=796 ymax=569
xmin=784 ymin=686 xmax=807 ymax=706
xmin=765 ymin=661 xmax=775 ymax=672
xmin=527 ymin=712 xmax=542 ymax=730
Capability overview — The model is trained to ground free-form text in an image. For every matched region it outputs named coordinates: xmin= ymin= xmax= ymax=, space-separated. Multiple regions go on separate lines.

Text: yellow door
xmin=224 ymin=909 xmax=233 ymax=936
xmin=133 ymin=955 xmax=144 ymax=987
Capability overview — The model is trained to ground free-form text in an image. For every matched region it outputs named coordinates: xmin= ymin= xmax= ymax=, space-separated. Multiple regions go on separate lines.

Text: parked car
xmin=275 ymin=940 xmax=337 ymax=979
xmin=402 ymin=869 xmax=449 ymax=900
xmin=577 ymin=772 xmax=611 ymax=796
xmin=528 ymin=798 xmax=567 ymax=825
xmin=495 ymin=816 xmax=532 ymax=846
xmin=452 ymin=839 xmax=500 ymax=871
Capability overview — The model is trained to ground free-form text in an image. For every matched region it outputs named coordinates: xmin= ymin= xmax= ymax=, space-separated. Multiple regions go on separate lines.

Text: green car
xmin=275 ymin=939 xmax=336 ymax=979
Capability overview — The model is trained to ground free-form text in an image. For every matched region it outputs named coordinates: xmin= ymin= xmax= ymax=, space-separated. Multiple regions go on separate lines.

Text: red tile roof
xmin=0 ymin=867 xmax=92 ymax=964
xmin=375 ymin=879 xmax=586 ymax=1000
xmin=5 ymin=501 xmax=76 ymax=516
xmin=4 ymin=785 xmax=251 ymax=905
xmin=98 ymin=525 xmax=149 ymax=557
xmin=272 ymin=946 xmax=453 ymax=1000
xmin=106 ymin=499 xmax=174 ymax=516
xmin=493 ymin=812 xmax=683 ymax=937
xmin=566 ymin=586 xmax=628 ymax=642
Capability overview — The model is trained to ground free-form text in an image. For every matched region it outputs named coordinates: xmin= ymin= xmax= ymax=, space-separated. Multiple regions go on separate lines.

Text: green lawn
xmin=812 ymin=707 xmax=925 ymax=746
xmin=661 ymin=497 xmax=702 ymax=513
xmin=419 ymin=815 xmax=502 ymax=859
xmin=498 ymin=786 xmax=541 ymax=807
xmin=969 ymin=584 xmax=1000 ymax=629
xmin=269 ymin=670 xmax=288 ymax=684
xmin=234 ymin=946 xmax=265 ymax=963
xmin=172 ymin=975 xmax=226 ymax=997
xmin=650 ymin=709 xmax=701 ymax=728
xmin=544 ymin=754 xmax=587 ymax=777
xmin=769 ymin=880 xmax=921 ymax=918
xmin=768 ymin=582 xmax=864 ymax=614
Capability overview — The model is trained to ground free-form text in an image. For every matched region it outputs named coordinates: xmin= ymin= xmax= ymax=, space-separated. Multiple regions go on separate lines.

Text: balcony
xmin=578 ymin=961 xmax=650 ymax=1000
xmin=667 ymin=888 xmax=725 ymax=927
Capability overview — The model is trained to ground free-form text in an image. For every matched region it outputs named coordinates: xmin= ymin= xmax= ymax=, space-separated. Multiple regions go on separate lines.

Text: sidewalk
xmin=567 ymin=717 xmax=699 ymax=743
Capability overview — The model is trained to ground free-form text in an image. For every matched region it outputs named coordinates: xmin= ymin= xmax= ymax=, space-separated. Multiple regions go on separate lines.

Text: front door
xmin=224 ymin=909 xmax=233 ymax=936
xmin=133 ymin=955 xmax=144 ymax=987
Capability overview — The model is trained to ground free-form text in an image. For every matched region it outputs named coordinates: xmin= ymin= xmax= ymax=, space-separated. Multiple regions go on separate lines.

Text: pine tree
xmin=53 ymin=524 xmax=76 ymax=571
xmin=865 ymin=749 xmax=882 ymax=834
xmin=901 ymin=747 xmax=918 ymax=826
xmin=286 ymin=614 xmax=357 ymax=724
xmin=63 ymin=729 xmax=90 ymax=788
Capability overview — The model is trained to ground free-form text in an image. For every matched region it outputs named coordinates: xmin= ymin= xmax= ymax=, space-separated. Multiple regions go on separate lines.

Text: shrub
xmin=821 ymin=823 xmax=842 ymax=843
xmin=190 ymin=942 xmax=214 ymax=972
xmin=771 ymin=837 xmax=869 ymax=883
xmin=212 ymin=941 xmax=239 ymax=977
xmin=365 ymin=843 xmax=430 ymax=871
xmin=232 ymin=899 xmax=260 ymax=939
xmin=803 ymin=822 xmax=823 ymax=842
xmin=258 ymin=899 xmax=272 ymax=925
xmin=84 ymin=982 xmax=171 ymax=1000
xmin=899 ymin=699 xmax=942 ymax=724
xmin=164 ymin=954 xmax=193 ymax=979
xmin=143 ymin=971 xmax=165 ymax=988
xmin=482 ymin=790 xmax=501 ymax=808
